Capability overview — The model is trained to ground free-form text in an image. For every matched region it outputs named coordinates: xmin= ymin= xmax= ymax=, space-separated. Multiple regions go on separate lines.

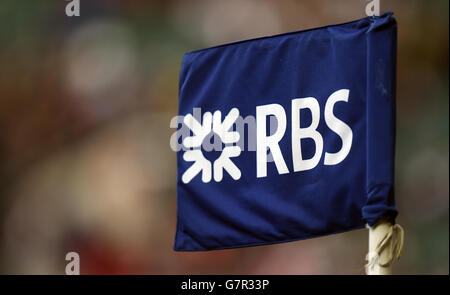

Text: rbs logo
xmin=181 ymin=89 xmax=353 ymax=183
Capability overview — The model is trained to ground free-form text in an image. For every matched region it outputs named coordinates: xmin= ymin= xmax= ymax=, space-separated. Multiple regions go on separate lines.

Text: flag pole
xmin=365 ymin=218 xmax=404 ymax=275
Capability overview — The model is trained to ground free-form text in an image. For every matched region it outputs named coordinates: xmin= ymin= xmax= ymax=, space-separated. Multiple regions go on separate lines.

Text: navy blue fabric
xmin=174 ymin=13 xmax=397 ymax=251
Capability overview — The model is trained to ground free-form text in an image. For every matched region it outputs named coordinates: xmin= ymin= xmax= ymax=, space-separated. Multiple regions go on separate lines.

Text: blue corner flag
xmin=174 ymin=13 xmax=398 ymax=251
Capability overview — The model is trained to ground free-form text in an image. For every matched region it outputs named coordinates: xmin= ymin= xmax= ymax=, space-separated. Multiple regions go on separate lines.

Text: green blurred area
xmin=0 ymin=0 xmax=448 ymax=274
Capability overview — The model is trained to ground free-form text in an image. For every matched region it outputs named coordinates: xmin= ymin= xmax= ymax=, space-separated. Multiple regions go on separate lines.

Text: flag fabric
xmin=174 ymin=13 xmax=397 ymax=251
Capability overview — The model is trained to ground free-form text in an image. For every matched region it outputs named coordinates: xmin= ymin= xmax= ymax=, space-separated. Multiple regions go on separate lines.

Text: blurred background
xmin=0 ymin=0 xmax=447 ymax=274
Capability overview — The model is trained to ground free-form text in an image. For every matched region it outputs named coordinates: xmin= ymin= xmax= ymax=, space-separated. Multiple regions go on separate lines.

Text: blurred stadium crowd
xmin=0 ymin=0 xmax=448 ymax=274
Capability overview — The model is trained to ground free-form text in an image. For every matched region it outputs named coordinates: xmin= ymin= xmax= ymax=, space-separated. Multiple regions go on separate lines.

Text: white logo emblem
xmin=182 ymin=108 xmax=241 ymax=183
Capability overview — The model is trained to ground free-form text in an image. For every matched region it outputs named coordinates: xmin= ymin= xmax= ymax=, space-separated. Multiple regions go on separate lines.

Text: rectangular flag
xmin=174 ymin=13 xmax=398 ymax=251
